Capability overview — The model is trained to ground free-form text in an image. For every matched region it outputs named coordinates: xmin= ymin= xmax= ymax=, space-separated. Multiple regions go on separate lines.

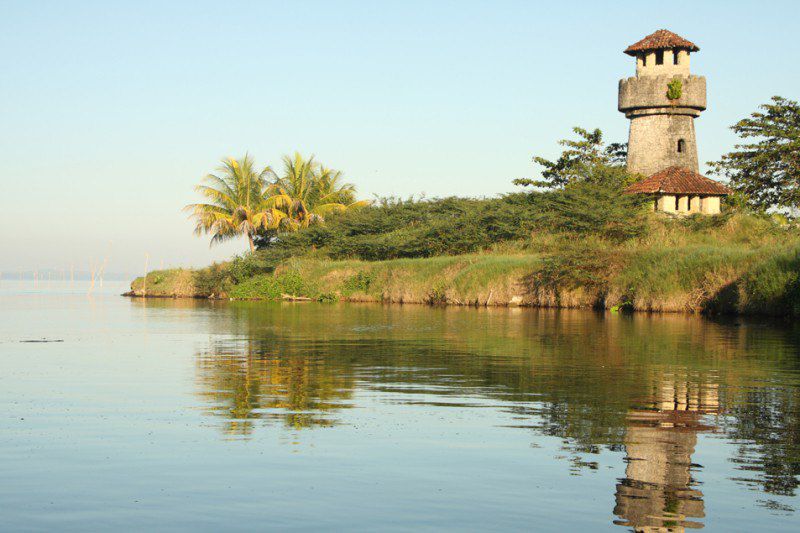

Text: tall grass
xmin=128 ymin=213 xmax=800 ymax=316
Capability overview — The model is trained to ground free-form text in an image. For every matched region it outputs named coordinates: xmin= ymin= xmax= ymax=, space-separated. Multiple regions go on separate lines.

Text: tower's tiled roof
xmin=624 ymin=166 xmax=731 ymax=195
xmin=624 ymin=29 xmax=699 ymax=56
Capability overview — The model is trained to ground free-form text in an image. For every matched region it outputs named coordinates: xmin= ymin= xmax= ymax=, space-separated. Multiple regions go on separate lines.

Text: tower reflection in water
xmin=614 ymin=374 xmax=719 ymax=531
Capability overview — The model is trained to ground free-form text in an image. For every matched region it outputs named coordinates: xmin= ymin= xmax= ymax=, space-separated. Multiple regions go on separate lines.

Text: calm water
xmin=2 ymin=282 xmax=800 ymax=531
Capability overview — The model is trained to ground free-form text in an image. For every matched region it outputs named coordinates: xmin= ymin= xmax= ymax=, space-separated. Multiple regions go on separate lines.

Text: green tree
xmin=265 ymin=152 xmax=368 ymax=231
xmin=514 ymin=127 xmax=628 ymax=189
xmin=513 ymin=127 xmax=645 ymax=241
xmin=185 ymin=155 xmax=285 ymax=252
xmin=536 ymin=165 xmax=649 ymax=241
xmin=708 ymin=96 xmax=800 ymax=213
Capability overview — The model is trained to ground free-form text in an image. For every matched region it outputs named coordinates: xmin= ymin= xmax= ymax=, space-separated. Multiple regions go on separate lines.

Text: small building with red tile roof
xmin=624 ymin=166 xmax=731 ymax=215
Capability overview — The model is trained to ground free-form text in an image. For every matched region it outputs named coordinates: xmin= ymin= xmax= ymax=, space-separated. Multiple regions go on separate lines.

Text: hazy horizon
xmin=2 ymin=0 xmax=798 ymax=274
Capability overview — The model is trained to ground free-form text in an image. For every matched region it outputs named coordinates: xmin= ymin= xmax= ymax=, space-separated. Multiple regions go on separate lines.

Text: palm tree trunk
xmin=247 ymin=233 xmax=255 ymax=253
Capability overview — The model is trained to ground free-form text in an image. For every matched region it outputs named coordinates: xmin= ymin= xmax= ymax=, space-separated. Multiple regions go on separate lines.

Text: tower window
xmin=675 ymin=196 xmax=680 ymax=211
xmin=641 ymin=54 xmax=647 ymax=66
xmin=677 ymin=139 xmax=685 ymax=153
xmin=673 ymin=50 xmax=680 ymax=65
xmin=655 ymin=50 xmax=664 ymax=65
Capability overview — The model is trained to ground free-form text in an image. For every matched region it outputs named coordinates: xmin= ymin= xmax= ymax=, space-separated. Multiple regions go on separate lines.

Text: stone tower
xmin=618 ymin=30 xmax=705 ymax=177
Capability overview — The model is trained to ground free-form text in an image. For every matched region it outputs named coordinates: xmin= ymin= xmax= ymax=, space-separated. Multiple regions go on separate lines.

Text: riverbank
xmin=127 ymin=236 xmax=800 ymax=316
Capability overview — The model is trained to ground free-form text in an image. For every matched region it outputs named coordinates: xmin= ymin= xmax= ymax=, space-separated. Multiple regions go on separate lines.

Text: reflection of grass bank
xmin=127 ymin=214 xmax=800 ymax=316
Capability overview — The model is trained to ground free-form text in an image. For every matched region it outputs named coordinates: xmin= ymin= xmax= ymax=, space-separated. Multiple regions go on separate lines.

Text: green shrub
xmin=227 ymin=252 xmax=277 ymax=283
xmin=667 ymin=79 xmax=683 ymax=100
xmin=342 ymin=271 xmax=375 ymax=295
xmin=533 ymin=178 xmax=650 ymax=242
xmin=256 ymin=195 xmax=538 ymax=261
xmin=192 ymin=263 xmax=232 ymax=296
xmin=252 ymin=165 xmax=649 ymax=263
xmin=228 ymin=270 xmax=319 ymax=300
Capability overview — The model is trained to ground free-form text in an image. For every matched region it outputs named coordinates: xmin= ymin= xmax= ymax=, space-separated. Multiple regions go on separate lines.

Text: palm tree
xmin=265 ymin=152 xmax=369 ymax=231
xmin=185 ymin=154 xmax=285 ymax=252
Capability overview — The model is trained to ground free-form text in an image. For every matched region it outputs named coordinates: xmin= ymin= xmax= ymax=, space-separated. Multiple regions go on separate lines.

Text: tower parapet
xmin=618 ymin=75 xmax=706 ymax=118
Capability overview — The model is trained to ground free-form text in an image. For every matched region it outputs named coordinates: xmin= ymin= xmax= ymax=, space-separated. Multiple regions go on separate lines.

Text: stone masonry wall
xmin=627 ymin=114 xmax=698 ymax=177
xmin=619 ymin=75 xmax=706 ymax=116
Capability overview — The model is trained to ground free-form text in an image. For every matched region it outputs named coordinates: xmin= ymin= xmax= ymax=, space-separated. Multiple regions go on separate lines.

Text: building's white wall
xmin=657 ymin=194 xmax=677 ymax=213
xmin=654 ymin=194 xmax=722 ymax=215
xmin=636 ymin=55 xmax=645 ymax=75
xmin=679 ymin=50 xmax=690 ymax=71
xmin=701 ymin=196 xmax=721 ymax=214
xmin=636 ymin=50 xmax=691 ymax=77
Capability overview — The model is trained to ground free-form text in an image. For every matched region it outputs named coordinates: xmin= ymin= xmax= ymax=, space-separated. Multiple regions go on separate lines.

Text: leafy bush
xmin=666 ymin=79 xmax=683 ymax=100
xmin=253 ymin=179 xmax=648 ymax=262
xmin=534 ymin=180 xmax=649 ymax=242
xmin=342 ymin=271 xmax=375 ymax=295
xmin=227 ymin=253 xmax=278 ymax=283
xmin=228 ymin=270 xmax=319 ymax=300
xmin=192 ymin=263 xmax=232 ymax=296
xmin=190 ymin=253 xmax=280 ymax=296
xmin=257 ymin=195 xmax=541 ymax=261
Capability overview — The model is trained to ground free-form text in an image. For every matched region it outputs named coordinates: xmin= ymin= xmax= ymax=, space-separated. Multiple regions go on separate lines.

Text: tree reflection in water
xmin=195 ymin=338 xmax=356 ymax=435
xmin=182 ymin=301 xmax=800 ymax=523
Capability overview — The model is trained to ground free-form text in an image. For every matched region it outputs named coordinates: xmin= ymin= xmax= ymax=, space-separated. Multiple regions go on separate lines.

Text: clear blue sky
xmin=1 ymin=0 xmax=798 ymax=275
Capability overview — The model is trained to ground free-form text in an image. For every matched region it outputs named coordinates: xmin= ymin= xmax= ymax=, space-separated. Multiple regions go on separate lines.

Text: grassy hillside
xmin=128 ymin=213 xmax=800 ymax=316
